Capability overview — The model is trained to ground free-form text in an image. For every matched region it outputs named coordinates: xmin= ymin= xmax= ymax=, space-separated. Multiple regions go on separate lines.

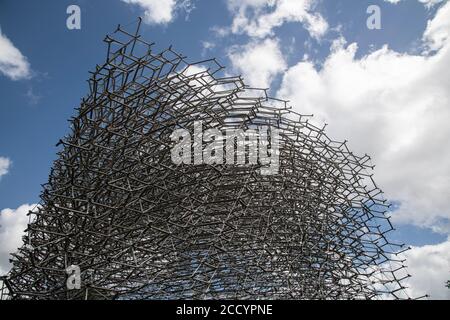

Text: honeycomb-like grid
xmin=2 ymin=19 xmax=411 ymax=300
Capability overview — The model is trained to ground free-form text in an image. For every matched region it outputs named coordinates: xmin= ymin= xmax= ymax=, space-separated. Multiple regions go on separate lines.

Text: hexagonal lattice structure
xmin=2 ymin=19 xmax=411 ymax=300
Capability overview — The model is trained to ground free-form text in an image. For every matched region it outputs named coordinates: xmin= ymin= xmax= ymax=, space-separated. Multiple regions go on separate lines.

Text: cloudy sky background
xmin=0 ymin=0 xmax=449 ymax=299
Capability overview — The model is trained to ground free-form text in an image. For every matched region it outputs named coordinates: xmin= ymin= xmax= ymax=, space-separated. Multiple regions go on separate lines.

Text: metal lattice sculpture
xmin=2 ymin=19 xmax=411 ymax=300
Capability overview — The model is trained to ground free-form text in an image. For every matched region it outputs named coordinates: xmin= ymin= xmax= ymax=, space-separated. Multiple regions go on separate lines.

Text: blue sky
xmin=0 ymin=1 xmax=435 ymax=209
xmin=0 ymin=0 xmax=449 ymax=299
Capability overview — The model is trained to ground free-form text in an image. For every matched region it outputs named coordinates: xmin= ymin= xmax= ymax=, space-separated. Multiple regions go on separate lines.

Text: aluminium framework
xmin=2 ymin=18 xmax=412 ymax=300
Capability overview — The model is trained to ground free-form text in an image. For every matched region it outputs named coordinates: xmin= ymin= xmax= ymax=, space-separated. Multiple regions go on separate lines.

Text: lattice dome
xmin=1 ymin=19 xmax=411 ymax=300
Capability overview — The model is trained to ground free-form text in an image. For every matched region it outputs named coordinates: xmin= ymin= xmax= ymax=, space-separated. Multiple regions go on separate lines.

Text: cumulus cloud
xmin=228 ymin=38 xmax=287 ymax=88
xmin=0 ymin=157 xmax=11 ymax=180
xmin=222 ymin=0 xmax=328 ymax=40
xmin=0 ymin=204 xmax=36 ymax=275
xmin=278 ymin=1 xmax=450 ymax=233
xmin=0 ymin=27 xmax=31 ymax=81
xmin=121 ymin=0 xmax=193 ymax=25
xmin=423 ymin=1 xmax=450 ymax=51
xmin=402 ymin=239 xmax=450 ymax=299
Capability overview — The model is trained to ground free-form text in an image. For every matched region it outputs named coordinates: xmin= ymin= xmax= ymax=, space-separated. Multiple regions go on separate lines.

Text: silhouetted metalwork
xmin=2 ymin=19 xmax=412 ymax=300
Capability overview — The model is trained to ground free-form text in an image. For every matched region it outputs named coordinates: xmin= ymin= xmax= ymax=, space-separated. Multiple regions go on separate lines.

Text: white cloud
xmin=223 ymin=0 xmax=328 ymax=40
xmin=402 ymin=239 xmax=450 ymax=299
xmin=423 ymin=0 xmax=450 ymax=51
xmin=121 ymin=0 xmax=195 ymax=25
xmin=0 ymin=27 xmax=31 ymax=81
xmin=420 ymin=0 xmax=448 ymax=7
xmin=201 ymin=41 xmax=215 ymax=51
xmin=385 ymin=0 xmax=446 ymax=8
xmin=121 ymin=0 xmax=178 ymax=25
xmin=0 ymin=157 xmax=11 ymax=180
xmin=228 ymin=38 xmax=287 ymax=88
xmin=201 ymin=41 xmax=216 ymax=56
xmin=0 ymin=204 xmax=36 ymax=275
xmin=278 ymin=1 xmax=450 ymax=233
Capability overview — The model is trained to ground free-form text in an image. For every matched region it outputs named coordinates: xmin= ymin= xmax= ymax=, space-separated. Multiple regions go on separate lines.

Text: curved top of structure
xmin=2 ymin=18 xmax=413 ymax=300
